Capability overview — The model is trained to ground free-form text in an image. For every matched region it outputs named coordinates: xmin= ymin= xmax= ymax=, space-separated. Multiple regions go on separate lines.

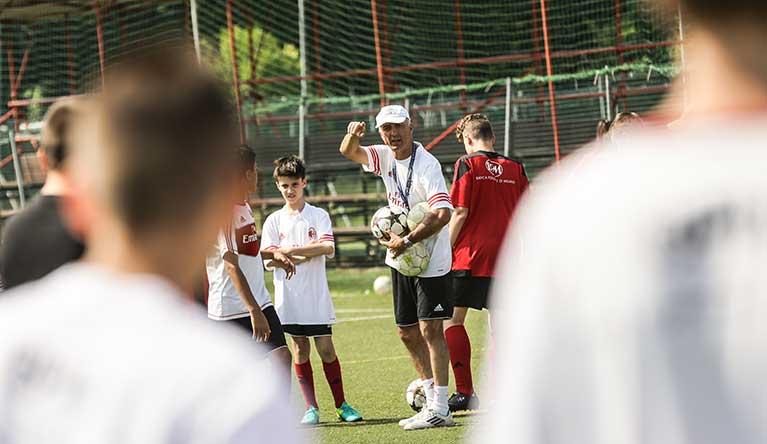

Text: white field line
xmin=344 ymin=354 xmax=411 ymax=365
xmin=344 ymin=347 xmax=488 ymax=366
xmin=335 ymin=308 xmax=390 ymax=313
xmin=337 ymin=314 xmax=392 ymax=323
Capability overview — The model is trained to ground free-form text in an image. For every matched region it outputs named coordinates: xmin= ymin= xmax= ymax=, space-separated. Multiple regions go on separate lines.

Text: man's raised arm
xmin=339 ymin=121 xmax=370 ymax=165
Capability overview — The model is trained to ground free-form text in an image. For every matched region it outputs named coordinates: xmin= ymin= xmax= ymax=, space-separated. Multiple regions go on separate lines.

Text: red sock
xmin=294 ymin=361 xmax=318 ymax=408
xmin=322 ymin=358 xmax=346 ymax=408
xmin=445 ymin=324 xmax=474 ymax=395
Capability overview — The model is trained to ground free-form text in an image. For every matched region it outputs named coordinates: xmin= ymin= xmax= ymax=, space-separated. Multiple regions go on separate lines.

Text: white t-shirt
xmin=476 ymin=117 xmax=767 ymax=444
xmin=206 ymin=203 xmax=272 ymax=320
xmin=261 ymin=203 xmax=336 ymax=325
xmin=0 ymin=263 xmax=307 ymax=444
xmin=362 ymin=142 xmax=453 ymax=277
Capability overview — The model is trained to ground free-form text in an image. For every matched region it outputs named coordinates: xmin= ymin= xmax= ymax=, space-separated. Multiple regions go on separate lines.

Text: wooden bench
xmin=251 ymin=193 xmax=388 ymax=268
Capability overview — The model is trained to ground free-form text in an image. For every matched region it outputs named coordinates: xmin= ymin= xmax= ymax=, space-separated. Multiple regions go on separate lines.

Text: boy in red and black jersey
xmin=445 ymin=114 xmax=528 ymax=411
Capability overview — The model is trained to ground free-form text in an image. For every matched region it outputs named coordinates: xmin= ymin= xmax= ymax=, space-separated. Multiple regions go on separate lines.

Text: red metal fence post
xmin=226 ymin=0 xmax=246 ymax=144
xmin=539 ymin=0 xmax=560 ymax=162
xmin=65 ymin=16 xmax=75 ymax=95
xmin=93 ymin=1 xmax=106 ymax=91
xmin=455 ymin=0 xmax=467 ymax=110
xmin=370 ymin=0 xmax=387 ymax=106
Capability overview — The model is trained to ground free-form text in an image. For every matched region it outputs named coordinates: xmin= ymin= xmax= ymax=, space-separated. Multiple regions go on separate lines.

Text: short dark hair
xmin=40 ymin=99 xmax=84 ymax=170
xmin=272 ymin=155 xmax=306 ymax=180
xmin=456 ymin=113 xmax=494 ymax=143
xmin=94 ymin=46 xmax=238 ymax=235
xmin=237 ymin=144 xmax=257 ymax=176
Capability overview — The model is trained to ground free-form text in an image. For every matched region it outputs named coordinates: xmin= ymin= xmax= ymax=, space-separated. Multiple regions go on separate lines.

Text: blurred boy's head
xmin=65 ymin=46 xmax=238 ymax=287
xmin=236 ymin=144 xmax=258 ymax=197
xmin=660 ymin=0 xmax=767 ymax=81
xmin=39 ymin=99 xmax=86 ymax=174
xmin=272 ymin=155 xmax=307 ymax=206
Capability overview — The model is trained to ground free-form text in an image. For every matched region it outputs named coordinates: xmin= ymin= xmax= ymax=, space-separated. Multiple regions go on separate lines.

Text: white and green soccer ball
xmin=406 ymin=379 xmax=427 ymax=412
xmin=406 ymin=201 xmax=430 ymax=232
xmin=370 ymin=206 xmax=409 ymax=241
xmin=393 ymin=241 xmax=430 ymax=277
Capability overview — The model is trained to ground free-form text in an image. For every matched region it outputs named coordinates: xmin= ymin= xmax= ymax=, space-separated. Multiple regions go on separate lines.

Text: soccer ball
xmin=406 ymin=201 xmax=430 ymax=232
xmin=406 ymin=379 xmax=427 ymax=412
xmin=370 ymin=206 xmax=409 ymax=241
xmin=393 ymin=241 xmax=430 ymax=277
xmin=373 ymin=275 xmax=391 ymax=295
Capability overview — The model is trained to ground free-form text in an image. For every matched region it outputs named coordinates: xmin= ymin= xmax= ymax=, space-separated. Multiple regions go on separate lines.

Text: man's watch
xmin=402 ymin=235 xmax=414 ymax=248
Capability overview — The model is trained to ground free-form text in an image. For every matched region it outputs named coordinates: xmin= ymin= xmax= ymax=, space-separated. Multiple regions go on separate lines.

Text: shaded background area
xmin=0 ymin=0 xmax=684 ymax=263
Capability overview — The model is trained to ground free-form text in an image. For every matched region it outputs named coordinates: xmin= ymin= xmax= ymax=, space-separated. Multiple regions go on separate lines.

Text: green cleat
xmin=300 ymin=406 xmax=320 ymax=425
xmin=335 ymin=402 xmax=363 ymax=422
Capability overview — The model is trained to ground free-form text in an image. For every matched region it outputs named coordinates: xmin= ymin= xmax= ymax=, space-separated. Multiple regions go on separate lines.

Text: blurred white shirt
xmin=476 ymin=117 xmax=767 ymax=444
xmin=0 ymin=263 xmax=307 ymax=444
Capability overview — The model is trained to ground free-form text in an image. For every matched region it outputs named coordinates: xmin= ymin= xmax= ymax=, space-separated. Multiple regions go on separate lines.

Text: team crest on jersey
xmin=308 ymin=227 xmax=317 ymax=240
xmin=485 ymin=159 xmax=503 ymax=178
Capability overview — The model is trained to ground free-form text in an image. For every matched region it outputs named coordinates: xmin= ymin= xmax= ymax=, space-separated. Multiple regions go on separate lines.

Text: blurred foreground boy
xmin=0 ymin=48 xmax=306 ymax=444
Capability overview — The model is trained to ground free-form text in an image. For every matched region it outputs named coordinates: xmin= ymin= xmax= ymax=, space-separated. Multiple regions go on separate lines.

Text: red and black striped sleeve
xmin=450 ymin=156 xmax=473 ymax=208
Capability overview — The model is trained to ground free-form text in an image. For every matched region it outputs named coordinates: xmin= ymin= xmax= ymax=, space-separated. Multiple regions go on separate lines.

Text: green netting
xmin=0 ymin=0 xmax=683 ymax=192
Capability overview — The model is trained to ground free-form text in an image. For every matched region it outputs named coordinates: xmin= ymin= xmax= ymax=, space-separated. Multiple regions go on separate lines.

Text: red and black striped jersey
xmin=450 ymin=151 xmax=528 ymax=277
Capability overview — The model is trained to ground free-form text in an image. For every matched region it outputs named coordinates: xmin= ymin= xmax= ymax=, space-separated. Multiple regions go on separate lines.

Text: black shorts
xmin=451 ymin=273 xmax=492 ymax=310
xmin=283 ymin=324 xmax=333 ymax=337
xmin=230 ymin=305 xmax=288 ymax=352
xmin=391 ymin=267 xmax=453 ymax=326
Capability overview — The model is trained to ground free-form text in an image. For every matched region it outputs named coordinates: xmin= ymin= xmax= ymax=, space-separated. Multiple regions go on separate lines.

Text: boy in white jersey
xmin=261 ymin=155 xmax=363 ymax=426
xmin=206 ymin=145 xmax=295 ymax=371
xmin=339 ymin=106 xmax=455 ymax=430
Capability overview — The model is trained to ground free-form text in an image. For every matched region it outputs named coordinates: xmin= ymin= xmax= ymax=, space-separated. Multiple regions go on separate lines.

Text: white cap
xmin=375 ymin=105 xmax=410 ymax=128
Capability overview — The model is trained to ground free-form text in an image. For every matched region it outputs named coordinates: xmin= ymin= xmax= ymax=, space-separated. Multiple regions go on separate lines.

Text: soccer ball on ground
xmin=373 ymin=275 xmax=391 ymax=295
xmin=406 ymin=379 xmax=427 ymax=412
xmin=370 ymin=206 xmax=409 ymax=241
xmin=393 ymin=241 xmax=430 ymax=277
xmin=406 ymin=201 xmax=430 ymax=232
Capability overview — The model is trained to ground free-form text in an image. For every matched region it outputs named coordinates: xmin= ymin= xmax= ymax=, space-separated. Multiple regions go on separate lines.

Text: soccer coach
xmin=339 ymin=106 xmax=456 ymax=430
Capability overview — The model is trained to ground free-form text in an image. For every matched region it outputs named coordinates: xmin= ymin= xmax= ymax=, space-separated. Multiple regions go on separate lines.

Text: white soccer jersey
xmin=261 ymin=203 xmax=336 ymax=325
xmin=476 ymin=117 xmax=767 ymax=444
xmin=206 ymin=203 xmax=272 ymax=320
xmin=0 ymin=263 xmax=307 ymax=444
xmin=362 ymin=142 xmax=453 ymax=277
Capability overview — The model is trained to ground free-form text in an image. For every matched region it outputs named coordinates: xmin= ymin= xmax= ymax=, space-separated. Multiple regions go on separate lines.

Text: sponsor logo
xmin=387 ymin=192 xmax=409 ymax=210
xmin=242 ymin=233 xmax=258 ymax=244
xmin=239 ymin=215 xmax=247 ymax=223
xmin=308 ymin=227 xmax=317 ymax=240
xmin=485 ymin=159 xmax=503 ymax=178
xmin=434 ymin=304 xmax=444 ymax=312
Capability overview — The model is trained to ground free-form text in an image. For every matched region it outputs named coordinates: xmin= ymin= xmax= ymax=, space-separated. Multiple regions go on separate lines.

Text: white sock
xmin=422 ymin=378 xmax=435 ymax=410
xmin=433 ymin=386 xmax=449 ymax=416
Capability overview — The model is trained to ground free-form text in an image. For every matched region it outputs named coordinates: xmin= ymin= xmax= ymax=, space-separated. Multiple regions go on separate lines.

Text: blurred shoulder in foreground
xmin=0 ymin=46 xmax=308 ymax=444
xmin=476 ymin=0 xmax=767 ymax=441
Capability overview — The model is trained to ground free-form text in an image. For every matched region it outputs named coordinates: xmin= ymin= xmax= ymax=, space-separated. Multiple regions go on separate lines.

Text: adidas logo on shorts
xmin=434 ymin=304 xmax=444 ymax=312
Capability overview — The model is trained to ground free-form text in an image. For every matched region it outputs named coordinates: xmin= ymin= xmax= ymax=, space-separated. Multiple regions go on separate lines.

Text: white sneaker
xmin=398 ymin=409 xmax=427 ymax=427
xmin=403 ymin=409 xmax=455 ymax=430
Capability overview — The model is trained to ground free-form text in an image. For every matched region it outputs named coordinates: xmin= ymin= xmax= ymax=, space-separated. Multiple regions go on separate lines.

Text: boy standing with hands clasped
xmin=261 ymin=155 xmax=363 ymax=426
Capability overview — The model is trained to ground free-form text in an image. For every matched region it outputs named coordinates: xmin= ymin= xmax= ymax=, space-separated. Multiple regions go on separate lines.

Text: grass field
xmin=265 ymin=267 xmax=489 ymax=444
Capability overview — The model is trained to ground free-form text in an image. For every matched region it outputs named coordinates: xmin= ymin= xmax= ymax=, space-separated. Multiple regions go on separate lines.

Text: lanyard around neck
xmin=391 ymin=143 xmax=417 ymax=211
